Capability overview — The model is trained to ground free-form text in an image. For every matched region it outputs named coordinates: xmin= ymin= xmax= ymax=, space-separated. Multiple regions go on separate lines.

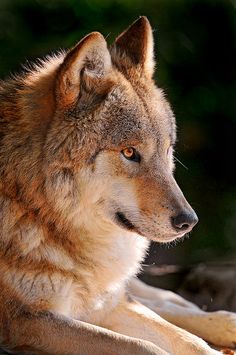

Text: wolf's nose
xmin=171 ymin=211 xmax=198 ymax=232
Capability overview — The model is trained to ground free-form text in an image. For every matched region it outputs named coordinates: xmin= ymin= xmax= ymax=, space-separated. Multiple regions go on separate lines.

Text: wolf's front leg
xmin=128 ymin=277 xmax=236 ymax=348
xmin=101 ymin=294 xmax=220 ymax=355
xmin=2 ymin=309 xmax=167 ymax=355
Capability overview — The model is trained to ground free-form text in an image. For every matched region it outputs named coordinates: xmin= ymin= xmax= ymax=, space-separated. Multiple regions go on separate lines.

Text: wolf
xmin=0 ymin=16 xmax=235 ymax=354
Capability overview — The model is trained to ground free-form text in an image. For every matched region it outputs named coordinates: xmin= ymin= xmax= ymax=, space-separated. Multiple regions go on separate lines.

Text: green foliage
xmin=0 ymin=0 xmax=236 ymax=264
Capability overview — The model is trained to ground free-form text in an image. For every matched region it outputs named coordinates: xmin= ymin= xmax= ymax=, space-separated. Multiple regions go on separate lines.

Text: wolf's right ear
xmin=55 ymin=32 xmax=112 ymax=108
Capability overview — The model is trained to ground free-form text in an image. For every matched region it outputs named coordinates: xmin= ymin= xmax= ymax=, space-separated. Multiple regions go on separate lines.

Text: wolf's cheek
xmin=45 ymin=168 xmax=79 ymax=218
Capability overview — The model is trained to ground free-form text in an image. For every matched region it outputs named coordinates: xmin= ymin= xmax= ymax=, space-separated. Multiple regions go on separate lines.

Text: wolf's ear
xmin=56 ymin=32 xmax=112 ymax=107
xmin=111 ymin=16 xmax=155 ymax=79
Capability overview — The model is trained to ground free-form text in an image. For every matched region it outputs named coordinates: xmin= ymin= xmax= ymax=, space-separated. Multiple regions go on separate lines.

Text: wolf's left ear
xmin=111 ymin=16 xmax=155 ymax=79
xmin=56 ymin=32 xmax=112 ymax=107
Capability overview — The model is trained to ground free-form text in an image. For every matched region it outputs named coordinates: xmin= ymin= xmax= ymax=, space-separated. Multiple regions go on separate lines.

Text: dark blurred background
xmin=0 ymin=0 xmax=236 ymax=268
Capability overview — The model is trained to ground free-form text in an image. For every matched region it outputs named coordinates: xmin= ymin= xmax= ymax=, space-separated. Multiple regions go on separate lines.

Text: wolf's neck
xmin=81 ymin=228 xmax=150 ymax=286
xmin=0 ymin=194 xmax=149 ymax=284
xmin=0 ymin=195 xmax=149 ymax=320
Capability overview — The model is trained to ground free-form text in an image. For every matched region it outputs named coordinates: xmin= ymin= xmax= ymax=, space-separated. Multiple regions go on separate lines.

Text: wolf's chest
xmin=90 ymin=232 xmax=149 ymax=287
xmin=69 ymin=232 xmax=149 ymax=322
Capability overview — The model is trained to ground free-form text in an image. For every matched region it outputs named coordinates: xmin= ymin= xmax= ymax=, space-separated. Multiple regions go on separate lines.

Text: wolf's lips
xmin=115 ymin=211 xmax=136 ymax=231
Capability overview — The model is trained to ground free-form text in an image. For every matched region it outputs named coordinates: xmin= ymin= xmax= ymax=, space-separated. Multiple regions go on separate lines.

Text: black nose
xmin=171 ymin=211 xmax=198 ymax=232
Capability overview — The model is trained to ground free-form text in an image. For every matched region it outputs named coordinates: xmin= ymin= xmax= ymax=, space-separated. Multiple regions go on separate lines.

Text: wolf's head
xmin=41 ymin=17 xmax=197 ymax=243
xmin=3 ymin=17 xmax=198 ymax=243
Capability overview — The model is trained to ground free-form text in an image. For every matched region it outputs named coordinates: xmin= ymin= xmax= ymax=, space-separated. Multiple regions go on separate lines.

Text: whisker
xmin=174 ymin=156 xmax=188 ymax=170
xmin=105 ymin=32 xmax=111 ymax=40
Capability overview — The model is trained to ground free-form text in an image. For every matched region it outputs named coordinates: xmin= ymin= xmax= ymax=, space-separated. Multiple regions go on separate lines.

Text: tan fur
xmin=0 ymin=16 xmax=235 ymax=354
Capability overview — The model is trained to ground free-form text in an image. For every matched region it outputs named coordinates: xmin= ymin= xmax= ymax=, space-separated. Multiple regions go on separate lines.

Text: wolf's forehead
xmin=102 ymin=83 xmax=176 ymax=147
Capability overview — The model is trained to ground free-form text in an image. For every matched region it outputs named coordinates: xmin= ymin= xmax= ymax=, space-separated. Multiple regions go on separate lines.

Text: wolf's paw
xmin=205 ymin=311 xmax=236 ymax=348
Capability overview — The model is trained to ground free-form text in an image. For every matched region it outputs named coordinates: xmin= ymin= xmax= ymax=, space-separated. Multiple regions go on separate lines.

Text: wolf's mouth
xmin=115 ymin=211 xmax=136 ymax=231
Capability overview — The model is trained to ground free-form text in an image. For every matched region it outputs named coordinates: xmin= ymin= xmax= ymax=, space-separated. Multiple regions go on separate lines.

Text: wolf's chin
xmin=152 ymin=232 xmax=187 ymax=243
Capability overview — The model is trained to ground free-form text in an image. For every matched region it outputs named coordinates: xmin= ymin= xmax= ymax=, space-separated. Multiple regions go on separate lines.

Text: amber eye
xmin=121 ymin=147 xmax=141 ymax=163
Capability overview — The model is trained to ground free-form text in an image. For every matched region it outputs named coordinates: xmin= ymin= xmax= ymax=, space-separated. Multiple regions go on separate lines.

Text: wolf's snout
xmin=171 ymin=210 xmax=198 ymax=232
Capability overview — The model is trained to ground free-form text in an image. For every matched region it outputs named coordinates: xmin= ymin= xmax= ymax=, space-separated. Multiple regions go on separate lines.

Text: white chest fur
xmin=70 ymin=230 xmax=150 ymax=323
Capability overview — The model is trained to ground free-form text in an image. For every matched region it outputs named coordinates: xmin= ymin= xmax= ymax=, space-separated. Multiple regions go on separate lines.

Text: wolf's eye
xmin=121 ymin=147 xmax=141 ymax=162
